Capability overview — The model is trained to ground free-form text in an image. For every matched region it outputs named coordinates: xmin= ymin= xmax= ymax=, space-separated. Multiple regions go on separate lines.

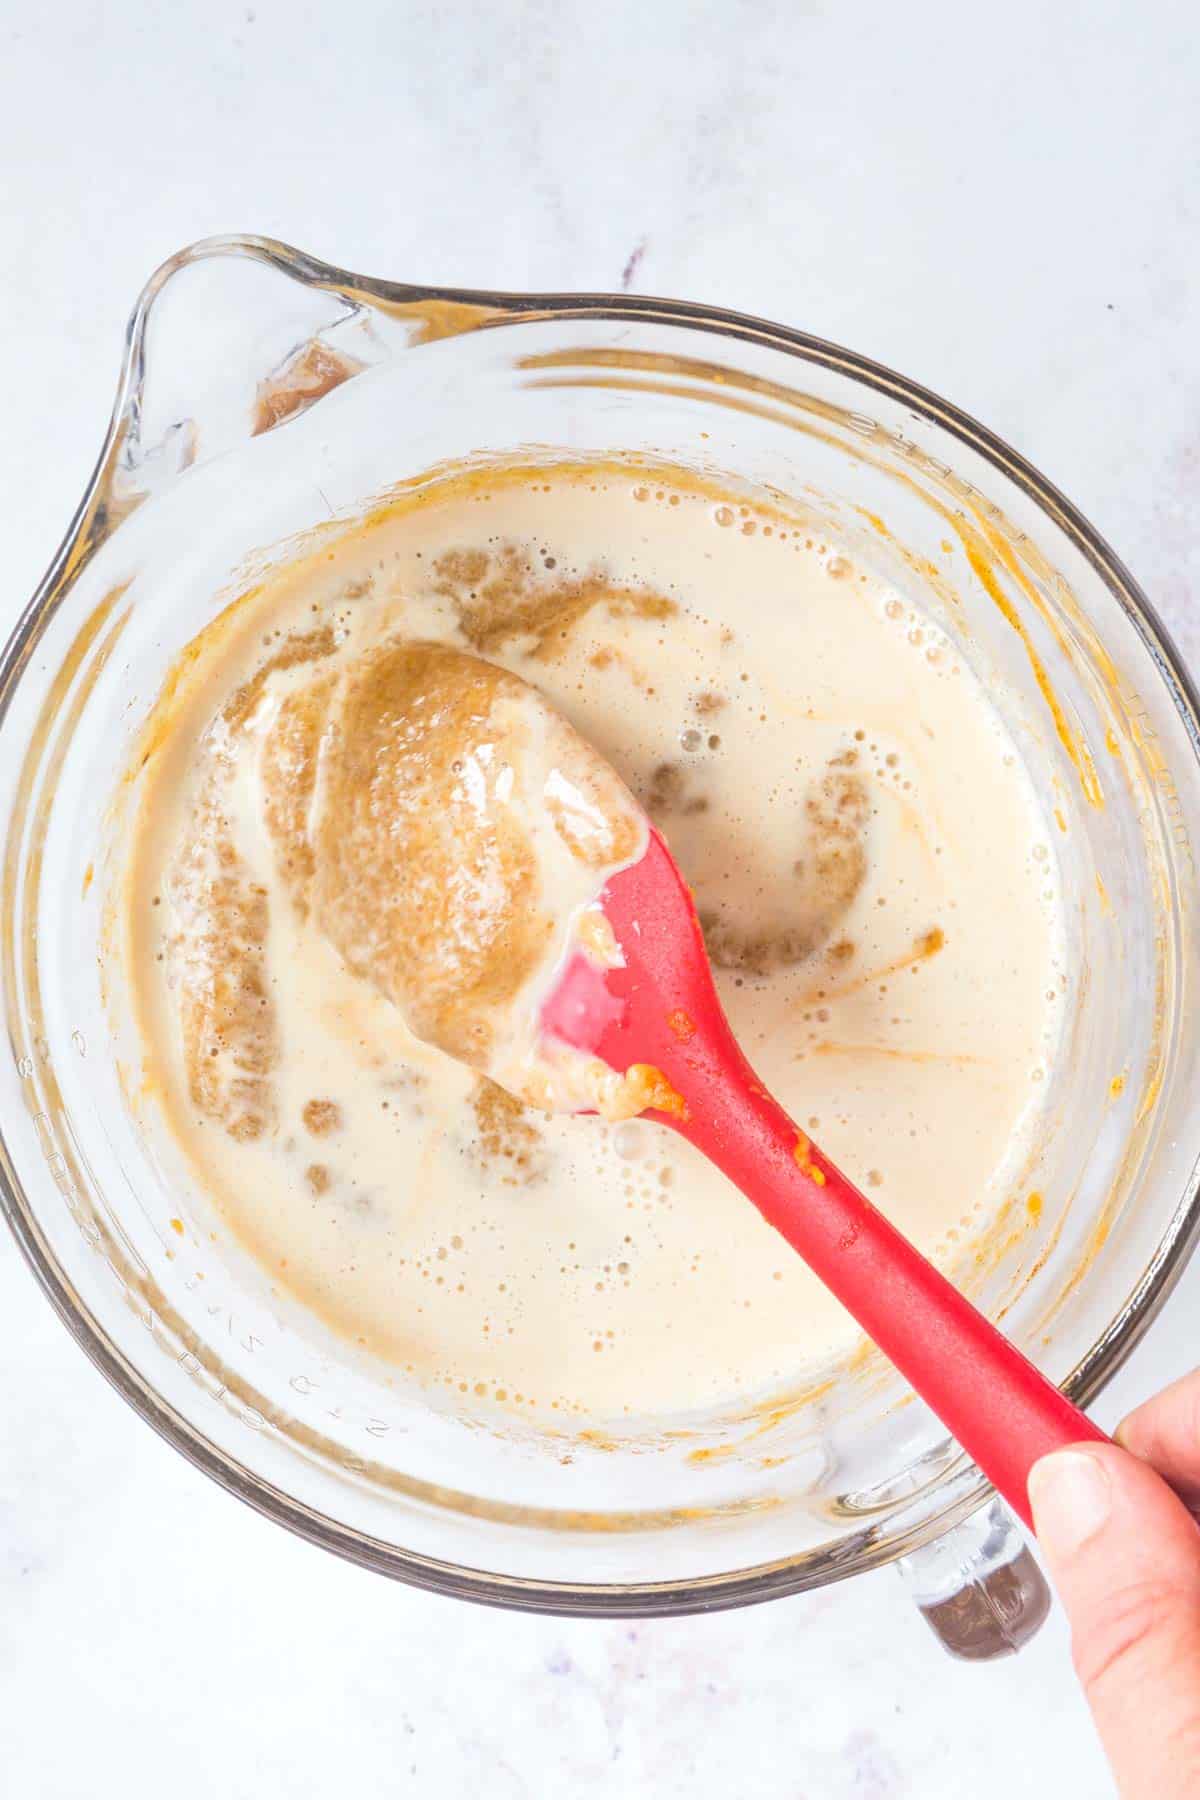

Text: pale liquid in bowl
xmin=119 ymin=462 xmax=1065 ymax=1422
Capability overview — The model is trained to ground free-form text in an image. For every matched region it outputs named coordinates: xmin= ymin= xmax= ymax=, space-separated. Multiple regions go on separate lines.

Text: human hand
xmin=1030 ymin=1369 xmax=1200 ymax=1799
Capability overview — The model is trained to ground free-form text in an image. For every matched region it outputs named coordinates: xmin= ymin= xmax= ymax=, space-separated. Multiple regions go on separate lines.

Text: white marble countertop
xmin=2 ymin=2 xmax=1197 ymax=1793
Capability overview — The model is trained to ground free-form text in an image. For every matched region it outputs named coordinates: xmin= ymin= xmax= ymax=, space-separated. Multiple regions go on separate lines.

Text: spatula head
xmin=540 ymin=828 xmax=737 ymax=1118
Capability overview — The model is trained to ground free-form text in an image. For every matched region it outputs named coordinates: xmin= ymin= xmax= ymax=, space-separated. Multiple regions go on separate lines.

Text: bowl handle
xmin=102 ymin=235 xmax=502 ymax=516
xmin=897 ymin=1497 xmax=1052 ymax=1660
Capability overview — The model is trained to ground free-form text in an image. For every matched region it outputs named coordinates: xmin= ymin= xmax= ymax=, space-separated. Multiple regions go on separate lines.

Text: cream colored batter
xmin=119 ymin=460 xmax=1066 ymax=1421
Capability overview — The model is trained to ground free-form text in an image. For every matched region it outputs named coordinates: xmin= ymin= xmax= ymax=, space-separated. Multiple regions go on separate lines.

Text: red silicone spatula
xmin=542 ymin=827 xmax=1106 ymax=1530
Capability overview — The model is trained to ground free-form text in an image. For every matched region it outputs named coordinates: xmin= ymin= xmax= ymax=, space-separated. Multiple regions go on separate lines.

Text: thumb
xmin=1030 ymin=1443 xmax=1200 ymax=1800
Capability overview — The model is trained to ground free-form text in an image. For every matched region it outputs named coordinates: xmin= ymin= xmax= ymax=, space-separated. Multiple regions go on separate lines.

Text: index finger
xmin=1118 ymin=1367 xmax=1200 ymax=1504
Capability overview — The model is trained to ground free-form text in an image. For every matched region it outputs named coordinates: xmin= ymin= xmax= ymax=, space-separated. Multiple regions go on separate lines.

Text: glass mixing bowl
xmin=3 ymin=237 xmax=1199 ymax=1655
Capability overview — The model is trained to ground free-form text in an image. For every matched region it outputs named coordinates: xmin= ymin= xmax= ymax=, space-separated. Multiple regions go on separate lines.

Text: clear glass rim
xmin=3 ymin=233 xmax=1200 ymax=1616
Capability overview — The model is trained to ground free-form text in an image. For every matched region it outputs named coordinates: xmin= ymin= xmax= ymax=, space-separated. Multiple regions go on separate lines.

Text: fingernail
xmin=1111 ymin=1414 xmax=1144 ymax=1457
xmin=1029 ymin=1449 xmax=1112 ymax=1555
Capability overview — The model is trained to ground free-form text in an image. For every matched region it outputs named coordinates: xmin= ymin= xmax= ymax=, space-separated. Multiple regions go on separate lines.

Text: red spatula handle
xmin=565 ymin=832 xmax=1109 ymax=1532
xmin=670 ymin=1037 xmax=1106 ymax=1530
